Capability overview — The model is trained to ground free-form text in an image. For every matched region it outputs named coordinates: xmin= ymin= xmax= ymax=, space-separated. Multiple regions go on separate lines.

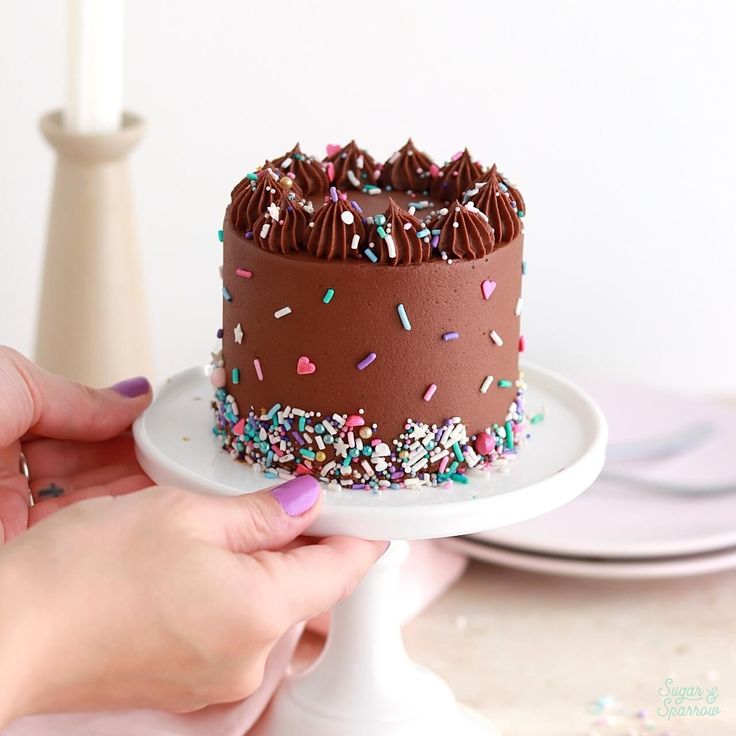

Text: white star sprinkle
xmin=234 ymin=323 xmax=244 ymax=344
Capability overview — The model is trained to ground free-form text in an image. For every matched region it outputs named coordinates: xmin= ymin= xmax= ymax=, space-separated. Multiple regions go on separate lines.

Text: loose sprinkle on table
xmin=423 ymin=383 xmax=437 ymax=401
xmin=397 ymin=303 xmax=412 ymax=331
xmin=274 ymin=306 xmax=292 ymax=319
xmin=481 ymin=279 xmax=496 ymax=300
xmin=490 ymin=330 xmax=504 ymax=346
xmin=357 ymin=352 xmax=377 ymax=370
xmin=480 ymin=375 xmax=494 ymax=393
xmin=253 ymin=358 xmax=263 ymax=381
xmin=236 ymin=268 xmax=253 ymax=279
xmin=323 ymin=288 xmax=335 ymax=304
xmin=442 ymin=331 xmax=459 ymax=341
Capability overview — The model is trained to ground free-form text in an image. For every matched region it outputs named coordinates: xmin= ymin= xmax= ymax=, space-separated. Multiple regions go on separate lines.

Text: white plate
xmin=444 ymin=537 xmax=736 ymax=580
xmin=472 ymin=379 xmax=736 ymax=559
xmin=133 ymin=362 xmax=606 ymax=541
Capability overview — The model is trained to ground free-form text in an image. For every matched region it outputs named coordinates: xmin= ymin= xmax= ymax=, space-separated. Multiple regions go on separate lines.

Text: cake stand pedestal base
xmin=251 ymin=541 xmax=497 ymax=736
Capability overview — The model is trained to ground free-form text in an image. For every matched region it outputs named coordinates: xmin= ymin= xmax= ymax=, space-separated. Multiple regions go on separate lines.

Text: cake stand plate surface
xmin=133 ymin=361 xmax=606 ymax=541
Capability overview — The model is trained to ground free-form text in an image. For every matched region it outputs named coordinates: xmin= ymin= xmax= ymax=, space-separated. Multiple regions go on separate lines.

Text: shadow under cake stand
xmin=133 ymin=361 xmax=607 ymax=736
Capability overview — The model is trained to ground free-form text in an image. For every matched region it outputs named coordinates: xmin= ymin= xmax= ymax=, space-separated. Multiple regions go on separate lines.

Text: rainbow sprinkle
xmin=397 ymin=303 xmax=412 ymax=331
xmin=274 ymin=307 xmax=292 ymax=319
xmin=480 ymin=375 xmax=494 ymax=394
xmin=323 ymin=288 xmax=335 ymax=304
xmin=442 ymin=331 xmax=459 ymax=341
xmin=236 ymin=268 xmax=253 ymax=279
xmin=357 ymin=352 xmax=377 ymax=370
xmin=423 ymin=384 xmax=438 ymax=401
xmin=253 ymin=358 xmax=263 ymax=381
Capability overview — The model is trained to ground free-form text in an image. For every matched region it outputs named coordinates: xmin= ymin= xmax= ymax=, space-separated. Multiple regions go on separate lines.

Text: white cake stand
xmin=133 ymin=362 xmax=606 ymax=736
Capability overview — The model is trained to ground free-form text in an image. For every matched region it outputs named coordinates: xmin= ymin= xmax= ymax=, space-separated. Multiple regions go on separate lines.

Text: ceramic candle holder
xmin=35 ymin=111 xmax=153 ymax=386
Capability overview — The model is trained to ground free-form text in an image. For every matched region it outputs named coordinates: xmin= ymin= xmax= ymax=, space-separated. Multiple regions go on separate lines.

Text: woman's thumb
xmin=193 ymin=476 xmax=323 ymax=554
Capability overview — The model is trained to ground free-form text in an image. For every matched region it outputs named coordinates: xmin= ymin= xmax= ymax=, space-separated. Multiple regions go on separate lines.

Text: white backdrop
xmin=1 ymin=0 xmax=735 ymax=393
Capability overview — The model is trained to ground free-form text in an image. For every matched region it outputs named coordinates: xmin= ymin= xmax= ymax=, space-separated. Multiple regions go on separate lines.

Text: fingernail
xmin=272 ymin=475 xmax=321 ymax=517
xmin=111 ymin=376 xmax=151 ymax=398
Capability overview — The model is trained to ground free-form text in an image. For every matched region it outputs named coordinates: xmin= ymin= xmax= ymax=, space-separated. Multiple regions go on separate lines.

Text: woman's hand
xmin=0 ymin=346 xmax=153 ymax=541
xmin=0 ymin=478 xmax=384 ymax=724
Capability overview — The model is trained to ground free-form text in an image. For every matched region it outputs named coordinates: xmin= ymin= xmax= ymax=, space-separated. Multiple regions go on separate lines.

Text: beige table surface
xmin=297 ymin=561 xmax=736 ymax=736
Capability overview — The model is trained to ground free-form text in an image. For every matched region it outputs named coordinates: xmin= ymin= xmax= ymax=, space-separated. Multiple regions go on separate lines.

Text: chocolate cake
xmin=211 ymin=140 xmax=528 ymax=490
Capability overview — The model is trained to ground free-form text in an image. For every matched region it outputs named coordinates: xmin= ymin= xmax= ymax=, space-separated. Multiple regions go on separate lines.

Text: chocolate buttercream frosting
xmin=430 ymin=148 xmax=483 ymax=203
xmin=379 ymin=138 xmax=435 ymax=193
xmin=426 ymin=200 xmax=495 ymax=259
xmin=272 ymin=143 xmax=329 ymax=196
xmin=323 ymin=140 xmax=379 ymax=190
xmin=230 ymin=163 xmax=302 ymax=232
xmin=463 ymin=165 xmax=521 ymax=243
xmin=306 ymin=190 xmax=365 ymax=259
xmin=253 ymin=196 xmax=309 ymax=254
xmin=367 ymin=198 xmax=431 ymax=265
xmin=498 ymin=169 xmax=526 ymax=216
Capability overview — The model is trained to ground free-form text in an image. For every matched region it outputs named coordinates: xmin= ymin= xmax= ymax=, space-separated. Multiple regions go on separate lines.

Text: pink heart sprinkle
xmin=481 ymin=279 xmax=497 ymax=300
xmin=429 ymin=164 xmax=440 ymax=178
xmin=297 ymin=356 xmax=316 ymax=375
xmin=326 ymin=144 xmax=342 ymax=157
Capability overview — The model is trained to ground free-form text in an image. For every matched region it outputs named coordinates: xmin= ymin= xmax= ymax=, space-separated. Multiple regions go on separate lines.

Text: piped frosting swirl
xmin=425 ymin=200 xmax=495 ymax=259
xmin=463 ymin=165 xmax=522 ymax=243
xmin=272 ymin=143 xmax=329 ymax=196
xmin=379 ymin=139 xmax=435 ymax=193
xmin=367 ymin=198 xmax=431 ymax=265
xmin=253 ymin=196 xmax=310 ymax=254
xmin=430 ymin=149 xmax=483 ymax=203
xmin=323 ymin=140 xmax=379 ymax=190
xmin=230 ymin=163 xmax=302 ymax=232
xmin=306 ymin=188 xmax=365 ymax=260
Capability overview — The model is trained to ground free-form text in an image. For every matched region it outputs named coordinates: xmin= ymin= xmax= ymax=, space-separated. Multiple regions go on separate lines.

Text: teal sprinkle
xmin=397 ymin=303 xmax=412 ymax=331
xmin=505 ymin=421 xmax=514 ymax=450
xmin=315 ymin=423 xmax=325 ymax=434
xmin=323 ymin=434 xmax=334 ymax=445
xmin=264 ymin=470 xmax=278 ymax=479
xmin=298 ymin=415 xmax=306 ymax=431
xmin=323 ymin=288 xmax=335 ymax=304
xmin=349 ymin=447 xmax=360 ymax=458
xmin=342 ymin=455 xmax=352 ymax=467
xmin=498 ymin=379 xmax=513 ymax=388
xmin=246 ymin=172 xmax=258 ymax=181
xmin=222 ymin=285 xmax=232 ymax=302
xmin=376 ymin=225 xmax=387 ymax=239
xmin=431 ymin=229 xmax=441 ymax=235
xmin=530 ymin=413 xmax=545 ymax=425
xmin=364 ymin=248 xmax=378 ymax=263
xmin=217 ymin=229 xmax=224 ymax=243
xmin=361 ymin=446 xmax=373 ymax=456
xmin=266 ymin=403 xmax=281 ymax=419
xmin=452 ymin=443 xmax=463 ymax=461
xmin=451 ymin=473 xmax=469 ymax=484
xmin=448 ymin=461 xmax=459 ymax=474
xmin=416 ymin=228 xmax=430 ymax=238
xmin=231 ymin=368 xmax=240 ymax=384
xmin=299 ymin=448 xmax=316 ymax=460
xmin=518 ymin=210 xmax=525 ymax=218
xmin=374 ymin=214 xmax=386 ymax=226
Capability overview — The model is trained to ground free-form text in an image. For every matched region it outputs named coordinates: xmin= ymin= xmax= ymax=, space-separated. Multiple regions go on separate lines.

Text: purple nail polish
xmin=111 ymin=376 xmax=151 ymax=398
xmin=272 ymin=475 xmax=321 ymax=517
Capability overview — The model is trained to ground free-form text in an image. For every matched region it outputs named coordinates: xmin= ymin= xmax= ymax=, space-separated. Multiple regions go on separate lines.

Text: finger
xmin=29 ymin=463 xmax=146 ymax=502
xmin=191 ymin=475 xmax=323 ymax=555
xmin=22 ymin=433 xmax=138 ymax=480
xmin=0 ymin=347 xmax=151 ymax=448
xmin=252 ymin=536 xmax=387 ymax=624
xmin=28 ymin=473 xmax=151 ymax=526
xmin=0 ymin=471 xmax=31 ymax=544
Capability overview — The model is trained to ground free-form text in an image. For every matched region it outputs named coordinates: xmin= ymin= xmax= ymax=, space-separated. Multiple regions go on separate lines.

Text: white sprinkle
xmin=361 ymin=460 xmax=374 ymax=476
xmin=341 ymin=210 xmax=355 ymax=225
xmin=274 ymin=306 xmax=292 ymax=319
xmin=403 ymin=222 xmax=413 ymax=230
xmin=388 ymin=151 xmax=400 ymax=164
xmin=322 ymin=461 xmax=336 ymax=475
xmin=315 ymin=435 xmax=325 ymax=450
xmin=233 ymin=323 xmax=244 ymax=344
xmin=351 ymin=233 xmax=361 ymax=250
xmin=480 ymin=375 xmax=494 ymax=393
xmin=260 ymin=222 xmax=271 ymax=238
xmin=515 ymin=297 xmax=524 ymax=316
xmin=347 ymin=170 xmax=361 ymax=187
xmin=322 ymin=419 xmax=337 ymax=436
xmin=490 ymin=330 xmax=504 ymax=346
xmin=280 ymin=157 xmax=292 ymax=169
xmin=267 ymin=202 xmax=280 ymax=220
xmin=386 ymin=234 xmax=397 ymax=259
xmin=356 ymin=155 xmax=364 ymax=169
xmin=408 ymin=206 xmax=416 ymax=216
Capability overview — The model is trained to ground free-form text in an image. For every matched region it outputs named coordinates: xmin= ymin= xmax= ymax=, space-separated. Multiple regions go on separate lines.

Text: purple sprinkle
xmin=431 ymin=234 xmax=440 ymax=248
xmin=391 ymin=471 xmax=405 ymax=480
xmin=442 ymin=331 xmax=459 ymax=341
xmin=216 ymin=328 xmax=224 ymax=339
xmin=352 ymin=483 xmax=366 ymax=490
xmin=245 ymin=231 xmax=254 ymax=239
xmin=329 ymin=186 xmax=338 ymax=203
xmin=357 ymin=352 xmax=377 ymax=370
xmin=292 ymin=432 xmax=305 ymax=446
